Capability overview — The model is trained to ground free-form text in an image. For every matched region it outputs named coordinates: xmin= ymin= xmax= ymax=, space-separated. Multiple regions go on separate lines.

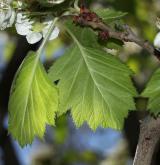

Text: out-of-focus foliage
xmin=54 ymin=115 xmax=68 ymax=144
xmin=45 ymin=37 xmax=63 ymax=59
xmin=4 ymin=40 xmax=16 ymax=62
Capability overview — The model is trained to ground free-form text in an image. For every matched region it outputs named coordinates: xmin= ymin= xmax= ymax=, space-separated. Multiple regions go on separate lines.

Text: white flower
xmin=26 ymin=32 xmax=42 ymax=44
xmin=154 ymin=18 xmax=160 ymax=49
xmin=15 ymin=13 xmax=60 ymax=44
xmin=0 ymin=1 xmax=15 ymax=30
xmin=38 ymin=0 xmax=65 ymax=6
xmin=154 ymin=32 xmax=160 ymax=49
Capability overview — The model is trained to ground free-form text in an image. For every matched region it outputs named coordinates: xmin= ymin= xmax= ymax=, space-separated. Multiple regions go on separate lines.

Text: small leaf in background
xmin=8 ymin=51 xmax=58 ymax=147
xmin=48 ymin=23 xmax=137 ymax=130
xmin=96 ymin=8 xmax=127 ymax=23
xmin=141 ymin=68 xmax=160 ymax=115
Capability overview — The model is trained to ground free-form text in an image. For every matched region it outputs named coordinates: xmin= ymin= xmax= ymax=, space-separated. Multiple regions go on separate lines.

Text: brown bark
xmin=133 ymin=117 xmax=160 ymax=165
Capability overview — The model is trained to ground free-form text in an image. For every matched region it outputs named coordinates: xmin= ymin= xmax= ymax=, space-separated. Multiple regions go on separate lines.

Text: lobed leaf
xmin=8 ymin=51 xmax=58 ymax=147
xmin=48 ymin=23 xmax=137 ymax=130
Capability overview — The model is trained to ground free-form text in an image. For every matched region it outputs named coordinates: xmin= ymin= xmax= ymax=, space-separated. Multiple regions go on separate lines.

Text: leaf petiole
xmin=37 ymin=17 xmax=59 ymax=59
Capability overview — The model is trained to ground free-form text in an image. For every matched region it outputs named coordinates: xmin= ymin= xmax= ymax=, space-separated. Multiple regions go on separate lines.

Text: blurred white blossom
xmin=154 ymin=32 xmax=160 ymax=49
xmin=38 ymin=0 xmax=65 ymax=6
xmin=0 ymin=1 xmax=15 ymax=30
xmin=154 ymin=18 xmax=160 ymax=49
xmin=15 ymin=13 xmax=60 ymax=44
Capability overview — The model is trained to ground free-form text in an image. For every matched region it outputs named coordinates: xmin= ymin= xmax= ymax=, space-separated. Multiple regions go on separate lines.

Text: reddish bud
xmin=98 ymin=31 xmax=109 ymax=40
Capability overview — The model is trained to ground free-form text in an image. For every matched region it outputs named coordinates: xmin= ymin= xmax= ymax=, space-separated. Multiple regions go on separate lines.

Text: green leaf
xmin=141 ymin=68 xmax=160 ymax=115
xmin=8 ymin=51 xmax=58 ymax=147
xmin=48 ymin=23 xmax=137 ymax=130
xmin=95 ymin=8 xmax=127 ymax=23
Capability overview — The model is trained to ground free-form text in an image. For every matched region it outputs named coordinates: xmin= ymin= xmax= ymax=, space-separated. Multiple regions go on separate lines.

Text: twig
xmin=73 ymin=8 xmax=160 ymax=60
xmin=133 ymin=117 xmax=160 ymax=165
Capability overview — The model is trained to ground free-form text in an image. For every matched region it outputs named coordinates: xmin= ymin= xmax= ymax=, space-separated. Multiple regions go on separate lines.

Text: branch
xmin=73 ymin=8 xmax=160 ymax=60
xmin=133 ymin=117 xmax=160 ymax=165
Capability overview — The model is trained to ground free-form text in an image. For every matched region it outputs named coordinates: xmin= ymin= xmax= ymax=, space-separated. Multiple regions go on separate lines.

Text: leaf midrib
xmin=21 ymin=56 xmax=40 ymax=136
xmin=66 ymin=28 xmax=112 ymax=115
